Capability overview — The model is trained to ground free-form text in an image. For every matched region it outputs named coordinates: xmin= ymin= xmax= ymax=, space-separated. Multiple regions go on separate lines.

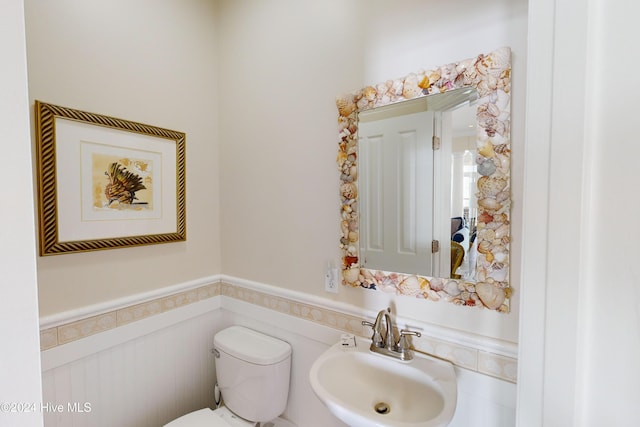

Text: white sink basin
xmin=309 ymin=337 xmax=457 ymax=427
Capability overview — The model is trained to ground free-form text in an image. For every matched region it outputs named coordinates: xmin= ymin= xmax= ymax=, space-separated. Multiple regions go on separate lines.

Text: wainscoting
xmin=42 ymin=310 xmax=222 ymax=426
xmin=40 ymin=275 xmax=516 ymax=426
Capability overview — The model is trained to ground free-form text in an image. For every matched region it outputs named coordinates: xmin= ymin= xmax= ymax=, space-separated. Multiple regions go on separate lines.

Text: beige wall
xmin=217 ymin=0 xmax=363 ymax=291
xmin=25 ymin=0 xmax=222 ymax=317
xmin=219 ymin=0 xmax=527 ymax=343
xmin=27 ymin=0 xmax=527 ymax=343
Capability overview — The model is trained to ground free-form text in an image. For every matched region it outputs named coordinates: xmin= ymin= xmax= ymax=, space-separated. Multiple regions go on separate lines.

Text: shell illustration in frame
xmin=336 ymin=47 xmax=512 ymax=312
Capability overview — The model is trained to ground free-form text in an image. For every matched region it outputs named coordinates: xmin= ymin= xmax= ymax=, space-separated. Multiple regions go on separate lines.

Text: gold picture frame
xmin=35 ymin=101 xmax=186 ymax=255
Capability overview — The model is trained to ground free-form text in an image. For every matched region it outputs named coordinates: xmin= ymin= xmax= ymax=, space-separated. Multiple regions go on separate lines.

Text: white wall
xmin=518 ymin=0 xmax=640 ymax=425
xmin=218 ymin=0 xmax=528 ymax=344
xmin=24 ymin=0 xmax=222 ymax=317
xmin=580 ymin=2 xmax=640 ymax=422
xmin=0 ymin=1 xmax=44 ymax=426
xmin=41 ymin=305 xmax=223 ymax=427
xmin=41 ymin=294 xmax=516 ymax=427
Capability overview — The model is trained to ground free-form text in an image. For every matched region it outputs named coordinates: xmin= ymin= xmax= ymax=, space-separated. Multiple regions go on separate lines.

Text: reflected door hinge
xmin=431 ymin=240 xmax=440 ymax=253
xmin=432 ymin=136 xmax=441 ymax=150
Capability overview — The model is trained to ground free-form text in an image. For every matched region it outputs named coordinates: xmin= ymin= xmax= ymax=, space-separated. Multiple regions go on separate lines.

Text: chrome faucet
xmin=362 ymin=307 xmax=422 ymax=361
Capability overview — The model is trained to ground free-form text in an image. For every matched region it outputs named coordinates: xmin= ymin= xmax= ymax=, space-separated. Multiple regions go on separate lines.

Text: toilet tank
xmin=214 ymin=326 xmax=292 ymax=423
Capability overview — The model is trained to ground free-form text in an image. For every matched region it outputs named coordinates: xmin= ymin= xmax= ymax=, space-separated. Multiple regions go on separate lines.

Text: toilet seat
xmin=164 ymin=407 xmax=254 ymax=427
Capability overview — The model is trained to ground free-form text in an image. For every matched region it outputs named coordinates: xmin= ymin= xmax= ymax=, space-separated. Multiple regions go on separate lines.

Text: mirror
xmin=357 ymin=88 xmax=479 ymax=280
xmin=337 ymin=47 xmax=512 ymax=312
xmin=357 ymin=100 xmax=437 ymax=278
xmin=449 ymin=98 xmax=482 ymax=281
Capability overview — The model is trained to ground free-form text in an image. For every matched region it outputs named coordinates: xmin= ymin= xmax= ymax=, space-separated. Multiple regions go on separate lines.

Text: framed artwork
xmin=34 ymin=101 xmax=186 ymax=255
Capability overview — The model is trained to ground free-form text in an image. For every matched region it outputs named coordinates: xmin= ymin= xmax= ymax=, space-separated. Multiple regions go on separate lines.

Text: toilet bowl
xmin=164 ymin=407 xmax=244 ymax=427
xmin=165 ymin=407 xmax=296 ymax=427
xmin=164 ymin=326 xmax=294 ymax=427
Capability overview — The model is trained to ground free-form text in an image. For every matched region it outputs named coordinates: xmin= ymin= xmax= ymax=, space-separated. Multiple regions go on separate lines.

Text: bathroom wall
xmin=16 ymin=0 xmax=640 ymax=425
xmin=40 ymin=280 xmax=516 ymax=427
xmin=25 ymin=0 xmax=527 ymax=341
xmin=218 ymin=0 xmax=528 ymax=343
xmin=24 ymin=0 xmax=222 ymax=317
xmin=41 ymin=304 xmax=224 ymax=427
xmin=25 ymin=1 xmax=524 ymax=425
xmin=518 ymin=0 xmax=640 ymax=425
xmin=0 ymin=1 xmax=43 ymax=425
xmin=578 ymin=3 xmax=640 ymax=421
xmin=216 ymin=0 xmax=363 ymax=302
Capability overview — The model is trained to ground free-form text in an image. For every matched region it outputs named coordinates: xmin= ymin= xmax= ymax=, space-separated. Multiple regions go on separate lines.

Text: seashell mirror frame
xmin=336 ymin=47 xmax=512 ymax=312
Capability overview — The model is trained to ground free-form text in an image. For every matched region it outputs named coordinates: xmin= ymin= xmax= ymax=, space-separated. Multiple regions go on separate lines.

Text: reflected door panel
xmin=359 ymin=111 xmax=435 ymax=276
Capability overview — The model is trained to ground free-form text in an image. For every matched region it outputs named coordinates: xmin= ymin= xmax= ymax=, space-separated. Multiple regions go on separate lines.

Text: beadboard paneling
xmin=41 ymin=310 xmax=225 ymax=427
xmin=40 ymin=279 xmax=517 ymax=427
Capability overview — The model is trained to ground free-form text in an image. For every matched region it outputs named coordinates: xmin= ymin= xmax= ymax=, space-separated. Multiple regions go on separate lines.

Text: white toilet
xmin=165 ymin=326 xmax=295 ymax=427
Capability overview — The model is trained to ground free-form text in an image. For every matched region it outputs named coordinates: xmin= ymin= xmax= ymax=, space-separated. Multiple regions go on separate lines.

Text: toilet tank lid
xmin=214 ymin=326 xmax=291 ymax=365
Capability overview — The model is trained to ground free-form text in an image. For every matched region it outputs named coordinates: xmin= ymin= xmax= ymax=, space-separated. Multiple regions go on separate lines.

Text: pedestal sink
xmin=309 ymin=337 xmax=457 ymax=427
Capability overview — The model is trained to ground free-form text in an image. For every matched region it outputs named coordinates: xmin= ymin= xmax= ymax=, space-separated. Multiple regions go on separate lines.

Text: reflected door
xmin=358 ymin=111 xmax=435 ymax=276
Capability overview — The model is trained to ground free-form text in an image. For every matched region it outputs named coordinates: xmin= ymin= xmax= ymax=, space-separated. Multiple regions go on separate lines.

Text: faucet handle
xmin=397 ymin=329 xmax=422 ymax=352
xmin=362 ymin=320 xmax=383 ymax=347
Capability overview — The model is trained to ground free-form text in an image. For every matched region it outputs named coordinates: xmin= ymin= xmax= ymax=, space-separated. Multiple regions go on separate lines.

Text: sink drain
xmin=374 ymin=402 xmax=391 ymax=415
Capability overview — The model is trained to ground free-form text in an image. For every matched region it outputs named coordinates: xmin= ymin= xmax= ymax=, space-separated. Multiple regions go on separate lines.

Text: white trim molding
xmin=518 ymin=0 xmax=592 ymax=424
xmin=41 ymin=275 xmax=518 ymax=383
xmin=39 ymin=275 xmax=224 ymax=330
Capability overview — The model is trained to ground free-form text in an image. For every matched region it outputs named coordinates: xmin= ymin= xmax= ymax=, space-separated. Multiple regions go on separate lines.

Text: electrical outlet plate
xmin=325 ymin=266 xmax=339 ymax=293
